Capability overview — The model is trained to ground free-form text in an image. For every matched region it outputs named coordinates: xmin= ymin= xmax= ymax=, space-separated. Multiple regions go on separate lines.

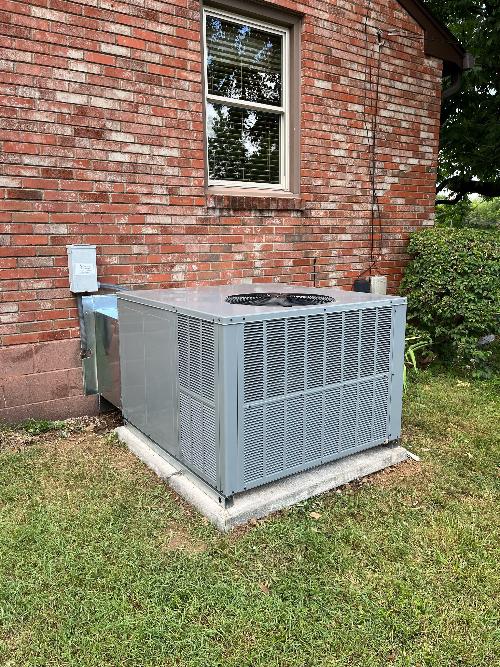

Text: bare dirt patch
xmin=0 ymin=428 xmax=33 ymax=452
xmin=44 ymin=433 xmax=142 ymax=486
xmin=0 ymin=411 xmax=122 ymax=453
xmin=366 ymin=459 xmax=424 ymax=489
xmin=160 ymin=527 xmax=208 ymax=554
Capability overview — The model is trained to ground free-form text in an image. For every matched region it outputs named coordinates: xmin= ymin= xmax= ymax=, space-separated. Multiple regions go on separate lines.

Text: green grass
xmin=0 ymin=371 xmax=498 ymax=666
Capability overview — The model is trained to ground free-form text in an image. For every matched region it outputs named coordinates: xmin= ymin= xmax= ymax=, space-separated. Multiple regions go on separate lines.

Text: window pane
xmin=206 ymin=15 xmax=282 ymax=107
xmin=207 ymin=103 xmax=280 ymax=184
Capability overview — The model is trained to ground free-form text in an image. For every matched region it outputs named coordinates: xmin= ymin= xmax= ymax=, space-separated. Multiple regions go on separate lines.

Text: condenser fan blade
xmin=226 ymin=292 xmax=334 ymax=307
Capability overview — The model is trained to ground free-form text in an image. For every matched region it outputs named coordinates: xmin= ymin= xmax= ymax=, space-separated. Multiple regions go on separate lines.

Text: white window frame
xmin=203 ymin=7 xmax=290 ymax=191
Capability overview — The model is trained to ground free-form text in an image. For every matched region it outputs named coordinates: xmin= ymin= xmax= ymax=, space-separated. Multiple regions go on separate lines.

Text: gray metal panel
xmin=81 ymin=297 xmax=98 ymax=396
xmin=387 ymin=303 xmax=406 ymax=441
xmin=118 ymin=284 xmax=406 ymax=324
xmin=119 ymin=301 xmax=146 ymax=431
xmin=217 ymin=323 xmax=240 ymax=496
xmin=95 ymin=312 xmax=121 ymax=407
xmin=237 ymin=305 xmax=396 ymax=492
xmin=144 ymin=307 xmax=179 ymax=454
xmin=81 ymin=294 xmax=118 ymax=396
xmin=118 ymin=300 xmax=179 ymax=457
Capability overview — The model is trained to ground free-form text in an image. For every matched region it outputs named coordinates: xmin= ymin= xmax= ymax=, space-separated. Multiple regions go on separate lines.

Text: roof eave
xmin=397 ymin=0 xmax=468 ymax=73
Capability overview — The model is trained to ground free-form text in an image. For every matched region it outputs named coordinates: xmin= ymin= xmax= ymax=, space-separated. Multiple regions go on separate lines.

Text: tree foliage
xmin=424 ymin=0 xmax=500 ymax=201
xmin=435 ymin=196 xmax=500 ymax=228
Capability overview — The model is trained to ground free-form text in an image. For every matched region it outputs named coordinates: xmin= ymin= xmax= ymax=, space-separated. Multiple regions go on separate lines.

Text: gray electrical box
xmin=67 ymin=244 xmax=98 ymax=293
xmin=118 ymin=284 xmax=407 ymax=499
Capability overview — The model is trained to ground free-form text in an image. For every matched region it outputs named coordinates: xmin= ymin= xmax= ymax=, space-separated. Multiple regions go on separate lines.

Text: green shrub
xmin=401 ymin=227 xmax=500 ymax=370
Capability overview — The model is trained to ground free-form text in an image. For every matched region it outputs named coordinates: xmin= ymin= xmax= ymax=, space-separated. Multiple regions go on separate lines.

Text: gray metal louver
xmin=178 ymin=315 xmax=215 ymax=402
xmin=177 ymin=314 xmax=217 ymax=486
xmin=118 ymin=284 xmax=406 ymax=499
xmin=241 ymin=307 xmax=394 ymax=487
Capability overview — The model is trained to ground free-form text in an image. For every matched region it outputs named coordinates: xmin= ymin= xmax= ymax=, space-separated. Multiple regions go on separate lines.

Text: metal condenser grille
xmin=242 ymin=307 xmax=393 ymax=487
xmin=178 ymin=314 xmax=217 ymax=486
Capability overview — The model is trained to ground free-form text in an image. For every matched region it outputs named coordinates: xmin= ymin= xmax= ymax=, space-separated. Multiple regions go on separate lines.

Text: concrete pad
xmin=115 ymin=424 xmax=417 ymax=532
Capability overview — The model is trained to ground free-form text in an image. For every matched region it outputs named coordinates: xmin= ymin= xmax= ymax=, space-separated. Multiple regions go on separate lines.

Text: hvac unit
xmin=117 ymin=284 xmax=406 ymax=499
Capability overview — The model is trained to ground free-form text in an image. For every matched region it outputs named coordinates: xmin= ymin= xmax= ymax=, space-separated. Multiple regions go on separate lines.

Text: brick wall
xmin=0 ymin=0 xmax=442 ymax=421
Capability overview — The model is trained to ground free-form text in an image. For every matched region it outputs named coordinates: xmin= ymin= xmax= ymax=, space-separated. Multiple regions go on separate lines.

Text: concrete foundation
xmin=115 ymin=424 xmax=416 ymax=531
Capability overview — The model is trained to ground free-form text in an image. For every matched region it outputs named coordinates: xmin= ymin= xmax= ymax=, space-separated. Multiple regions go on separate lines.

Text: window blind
xmin=204 ymin=12 xmax=285 ymax=187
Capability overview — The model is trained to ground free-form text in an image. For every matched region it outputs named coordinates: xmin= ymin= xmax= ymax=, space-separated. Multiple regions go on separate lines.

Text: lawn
xmin=0 ymin=370 xmax=498 ymax=667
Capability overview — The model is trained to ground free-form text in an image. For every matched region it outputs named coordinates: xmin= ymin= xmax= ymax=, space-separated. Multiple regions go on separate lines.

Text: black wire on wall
xmin=360 ymin=0 xmax=385 ymax=277
xmin=359 ymin=3 xmax=430 ymax=280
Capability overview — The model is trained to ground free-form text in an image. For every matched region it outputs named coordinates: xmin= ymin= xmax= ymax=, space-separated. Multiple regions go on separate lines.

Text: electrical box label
xmin=75 ymin=262 xmax=95 ymax=275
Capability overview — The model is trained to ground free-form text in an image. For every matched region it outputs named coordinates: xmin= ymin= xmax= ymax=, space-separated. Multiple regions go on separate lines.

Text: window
xmin=203 ymin=8 xmax=290 ymax=190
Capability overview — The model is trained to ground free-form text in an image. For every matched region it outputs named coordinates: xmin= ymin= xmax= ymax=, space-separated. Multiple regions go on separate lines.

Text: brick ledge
xmin=206 ymin=193 xmax=304 ymax=211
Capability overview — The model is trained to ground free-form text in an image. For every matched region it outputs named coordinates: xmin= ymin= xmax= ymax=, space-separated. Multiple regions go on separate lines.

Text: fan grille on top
xmin=226 ymin=292 xmax=334 ymax=308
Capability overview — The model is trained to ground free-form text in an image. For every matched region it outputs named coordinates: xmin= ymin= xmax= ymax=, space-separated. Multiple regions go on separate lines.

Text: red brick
xmin=73 ymin=127 xmax=105 ymax=139
xmin=41 ymin=168 xmax=74 ymax=179
xmin=6 ymin=189 xmax=43 ymax=200
xmin=117 ymin=35 xmax=145 ymax=49
xmin=85 ymin=51 xmax=115 ymax=65
xmin=11 ymin=235 xmax=49 ymax=246
xmin=2 ymin=332 xmax=43 ymax=345
xmin=3 ymin=142 xmax=39 ymax=154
